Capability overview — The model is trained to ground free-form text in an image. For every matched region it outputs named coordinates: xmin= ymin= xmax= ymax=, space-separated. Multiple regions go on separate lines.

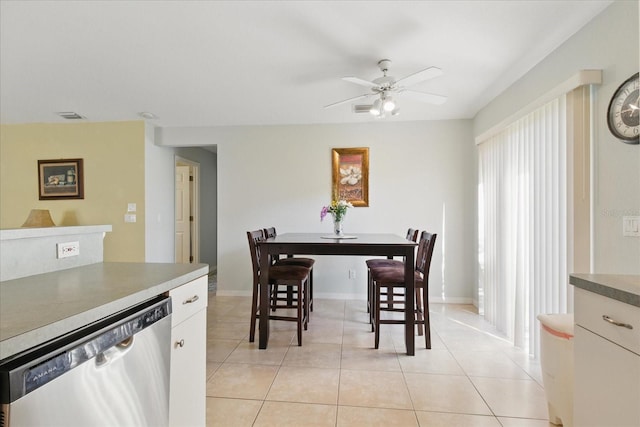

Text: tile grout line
xmin=437 ymin=309 xmax=501 ymax=421
xmin=335 ymin=299 xmax=347 ymax=427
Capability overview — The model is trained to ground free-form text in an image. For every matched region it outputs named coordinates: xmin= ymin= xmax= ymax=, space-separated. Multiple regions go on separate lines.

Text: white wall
xmin=145 ymin=123 xmax=176 ymax=263
xmin=161 ymin=120 xmax=476 ymax=302
xmin=474 ymin=0 xmax=640 ymax=275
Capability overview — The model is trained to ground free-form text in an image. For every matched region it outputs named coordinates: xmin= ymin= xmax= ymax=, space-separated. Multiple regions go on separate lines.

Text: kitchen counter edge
xmin=0 ymin=262 xmax=209 ymax=360
xmin=570 ymin=273 xmax=640 ymax=307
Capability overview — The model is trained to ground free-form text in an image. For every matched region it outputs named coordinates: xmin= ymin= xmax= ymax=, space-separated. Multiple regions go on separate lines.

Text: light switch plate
xmin=124 ymin=213 xmax=137 ymax=223
xmin=623 ymin=216 xmax=640 ymax=237
xmin=127 ymin=203 xmax=137 ymax=212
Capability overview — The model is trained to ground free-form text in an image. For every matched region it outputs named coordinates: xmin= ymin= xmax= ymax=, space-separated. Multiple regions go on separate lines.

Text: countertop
xmin=0 ymin=262 xmax=209 ymax=360
xmin=570 ymin=274 xmax=640 ymax=307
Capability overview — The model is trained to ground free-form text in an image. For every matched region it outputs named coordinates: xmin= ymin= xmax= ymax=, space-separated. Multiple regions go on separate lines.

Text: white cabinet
xmin=574 ymin=288 xmax=640 ymax=427
xmin=168 ymin=275 xmax=208 ymax=427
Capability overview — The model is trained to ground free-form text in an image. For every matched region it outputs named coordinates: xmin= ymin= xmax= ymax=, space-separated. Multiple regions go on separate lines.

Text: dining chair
xmin=365 ymin=228 xmax=419 ymax=329
xmin=263 ymin=227 xmax=316 ymax=312
xmin=247 ymin=229 xmax=311 ymax=346
xmin=371 ymin=231 xmax=437 ymax=349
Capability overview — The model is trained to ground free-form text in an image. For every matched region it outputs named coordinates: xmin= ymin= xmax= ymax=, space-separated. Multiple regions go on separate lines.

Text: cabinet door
xmin=574 ymin=326 xmax=640 ymax=427
xmin=169 ymin=309 xmax=207 ymax=427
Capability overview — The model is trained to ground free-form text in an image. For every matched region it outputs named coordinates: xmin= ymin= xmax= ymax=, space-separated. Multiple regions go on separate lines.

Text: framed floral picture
xmin=331 ymin=147 xmax=369 ymax=207
xmin=38 ymin=158 xmax=84 ymax=200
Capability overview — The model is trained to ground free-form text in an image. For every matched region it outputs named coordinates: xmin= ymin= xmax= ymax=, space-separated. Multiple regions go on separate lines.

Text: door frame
xmin=175 ymin=156 xmax=200 ymax=263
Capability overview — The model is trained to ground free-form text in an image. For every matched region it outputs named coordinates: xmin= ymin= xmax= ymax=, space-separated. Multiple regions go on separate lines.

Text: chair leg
xmin=424 ymin=289 xmax=431 ymax=349
xmin=287 ymin=286 xmax=294 ymax=307
xmin=249 ymin=281 xmax=260 ymax=342
xmin=367 ymin=268 xmax=371 ymax=314
xmin=415 ymin=288 xmax=424 ymax=336
xmin=374 ymin=283 xmax=381 ymax=349
xmin=296 ymin=282 xmax=303 ymax=346
xmin=270 ymin=285 xmax=278 ymax=312
xmin=309 ymin=268 xmax=314 ymax=312
xmin=303 ymin=278 xmax=309 ymax=330
xmin=368 ymin=269 xmax=375 ymax=331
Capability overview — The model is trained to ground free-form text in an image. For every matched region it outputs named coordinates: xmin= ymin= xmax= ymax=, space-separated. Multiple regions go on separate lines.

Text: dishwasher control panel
xmin=0 ymin=295 xmax=171 ymax=403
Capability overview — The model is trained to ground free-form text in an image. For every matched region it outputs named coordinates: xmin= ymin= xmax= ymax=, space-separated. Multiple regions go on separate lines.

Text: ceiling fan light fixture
xmin=327 ymin=59 xmax=445 ymax=118
xmin=383 ymin=96 xmax=395 ymax=112
xmin=370 ymin=99 xmax=382 ymax=116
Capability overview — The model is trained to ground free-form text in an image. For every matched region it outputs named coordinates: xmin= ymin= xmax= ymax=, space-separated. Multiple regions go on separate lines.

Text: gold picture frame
xmin=38 ymin=158 xmax=84 ymax=200
xmin=332 ymin=147 xmax=369 ymax=207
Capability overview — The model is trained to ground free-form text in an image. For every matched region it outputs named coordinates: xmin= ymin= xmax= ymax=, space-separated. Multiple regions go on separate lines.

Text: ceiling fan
xmin=324 ymin=59 xmax=446 ymax=118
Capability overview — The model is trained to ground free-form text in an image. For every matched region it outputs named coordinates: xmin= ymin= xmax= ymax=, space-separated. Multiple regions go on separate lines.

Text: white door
xmin=175 ymin=166 xmax=191 ymax=263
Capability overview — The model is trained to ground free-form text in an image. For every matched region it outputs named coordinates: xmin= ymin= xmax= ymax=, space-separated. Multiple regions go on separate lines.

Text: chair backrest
xmin=264 ymin=227 xmax=277 ymax=239
xmin=406 ymin=228 xmax=419 ymax=242
xmin=415 ymin=231 xmax=437 ymax=281
xmin=247 ymin=229 xmax=265 ymax=283
xmin=263 ymin=227 xmax=283 ymax=260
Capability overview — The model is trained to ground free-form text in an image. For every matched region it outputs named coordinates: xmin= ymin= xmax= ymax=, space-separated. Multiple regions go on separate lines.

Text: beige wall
xmin=0 ymin=121 xmax=146 ymax=262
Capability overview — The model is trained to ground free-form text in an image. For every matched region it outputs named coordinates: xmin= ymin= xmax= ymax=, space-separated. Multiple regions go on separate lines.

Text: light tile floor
xmin=205 ymin=294 xmax=554 ymax=426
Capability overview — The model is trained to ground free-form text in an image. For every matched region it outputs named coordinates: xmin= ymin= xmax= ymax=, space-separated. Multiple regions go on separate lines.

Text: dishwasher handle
xmin=95 ymin=336 xmax=135 ymax=368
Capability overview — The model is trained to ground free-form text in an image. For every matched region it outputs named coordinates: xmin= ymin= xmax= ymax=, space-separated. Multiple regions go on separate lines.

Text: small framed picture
xmin=332 ymin=147 xmax=369 ymax=207
xmin=38 ymin=158 xmax=84 ymax=200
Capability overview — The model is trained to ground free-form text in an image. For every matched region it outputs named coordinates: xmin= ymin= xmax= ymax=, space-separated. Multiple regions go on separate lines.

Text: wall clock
xmin=607 ymin=72 xmax=639 ymax=144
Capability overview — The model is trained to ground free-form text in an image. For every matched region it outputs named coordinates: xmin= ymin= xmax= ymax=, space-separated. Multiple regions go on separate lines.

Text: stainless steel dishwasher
xmin=0 ymin=295 xmax=172 ymax=427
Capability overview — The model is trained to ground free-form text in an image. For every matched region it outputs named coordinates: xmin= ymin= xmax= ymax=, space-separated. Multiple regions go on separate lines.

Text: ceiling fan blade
xmin=342 ymin=76 xmax=379 ymax=89
xmin=324 ymin=93 xmax=372 ymax=108
xmin=394 ymin=66 xmax=443 ymax=88
xmin=398 ymin=89 xmax=447 ymax=105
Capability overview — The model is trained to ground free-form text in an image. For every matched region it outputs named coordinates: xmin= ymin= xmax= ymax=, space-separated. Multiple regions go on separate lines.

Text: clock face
xmin=607 ymin=72 xmax=639 ymax=144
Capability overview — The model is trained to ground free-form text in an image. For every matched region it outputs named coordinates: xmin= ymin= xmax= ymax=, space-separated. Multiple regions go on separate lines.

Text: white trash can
xmin=537 ymin=313 xmax=574 ymax=426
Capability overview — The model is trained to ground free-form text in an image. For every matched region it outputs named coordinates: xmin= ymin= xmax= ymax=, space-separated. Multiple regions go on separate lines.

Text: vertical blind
xmin=478 ymin=95 xmax=567 ymax=357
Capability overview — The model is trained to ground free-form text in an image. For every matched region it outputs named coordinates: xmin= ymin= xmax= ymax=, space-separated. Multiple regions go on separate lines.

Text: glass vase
xmin=333 ymin=218 xmax=344 ymax=236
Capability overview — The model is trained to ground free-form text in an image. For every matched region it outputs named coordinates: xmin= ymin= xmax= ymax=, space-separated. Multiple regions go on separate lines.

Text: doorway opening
xmin=175 ymin=157 xmax=200 ymax=264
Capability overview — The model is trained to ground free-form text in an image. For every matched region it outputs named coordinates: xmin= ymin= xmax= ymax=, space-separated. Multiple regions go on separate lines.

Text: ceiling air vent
xmin=138 ymin=112 xmax=158 ymax=120
xmin=353 ymin=104 xmax=373 ymax=114
xmin=56 ymin=112 xmax=86 ymax=120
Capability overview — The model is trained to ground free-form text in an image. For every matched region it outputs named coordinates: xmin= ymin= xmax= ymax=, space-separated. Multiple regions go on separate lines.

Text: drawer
xmin=169 ymin=275 xmax=208 ymax=326
xmin=575 ymin=287 xmax=640 ymax=355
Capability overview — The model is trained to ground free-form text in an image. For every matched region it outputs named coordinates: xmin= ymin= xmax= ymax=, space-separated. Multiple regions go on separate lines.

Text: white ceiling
xmin=0 ymin=0 xmax=612 ymax=128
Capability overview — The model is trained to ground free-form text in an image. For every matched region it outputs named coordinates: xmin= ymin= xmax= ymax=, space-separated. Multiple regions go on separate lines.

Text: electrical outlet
xmin=349 ymin=269 xmax=356 ymax=279
xmin=57 ymin=241 xmax=79 ymax=258
xmin=124 ymin=214 xmax=137 ymax=223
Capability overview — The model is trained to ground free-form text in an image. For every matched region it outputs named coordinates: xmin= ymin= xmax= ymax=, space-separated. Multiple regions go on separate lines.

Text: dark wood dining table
xmin=258 ymin=233 xmax=418 ymax=355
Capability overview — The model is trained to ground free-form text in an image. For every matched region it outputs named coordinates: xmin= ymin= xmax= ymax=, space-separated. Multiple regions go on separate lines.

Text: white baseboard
xmin=314 ymin=292 xmax=366 ymax=300
xmin=430 ymin=296 xmax=474 ymax=304
xmin=215 ymin=290 xmax=252 ymax=297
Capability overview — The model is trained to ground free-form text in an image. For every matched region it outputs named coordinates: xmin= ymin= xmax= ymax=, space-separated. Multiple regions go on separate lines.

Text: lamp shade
xmin=21 ymin=209 xmax=56 ymax=228
xmin=383 ymin=96 xmax=395 ymax=112
xmin=370 ymin=99 xmax=382 ymax=116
